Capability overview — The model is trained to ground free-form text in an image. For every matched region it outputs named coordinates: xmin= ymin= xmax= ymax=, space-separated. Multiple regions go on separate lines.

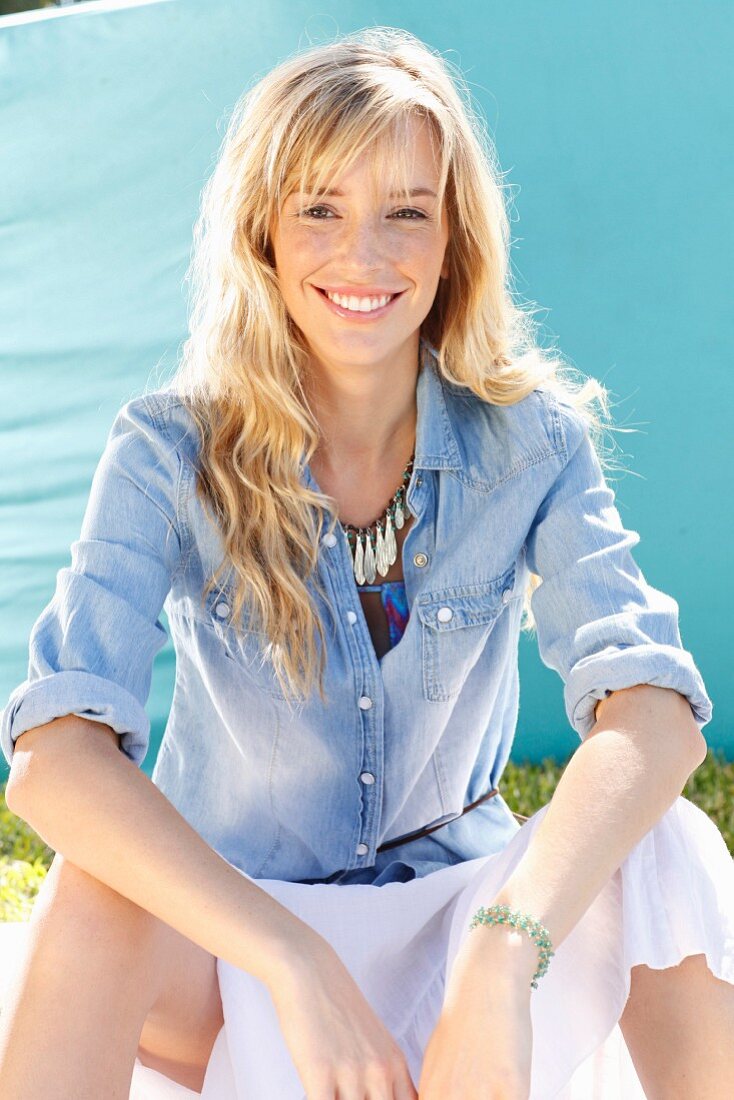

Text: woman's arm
xmin=7 ymin=715 xmax=421 ymax=1098
xmin=6 ymin=714 xmax=317 ymax=989
xmin=418 ymin=686 xmax=706 ymax=1098
xmin=466 ymin=683 xmax=708 ymax=980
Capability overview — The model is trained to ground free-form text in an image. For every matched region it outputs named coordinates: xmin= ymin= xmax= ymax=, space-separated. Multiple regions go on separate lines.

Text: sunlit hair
xmin=167 ymin=25 xmax=623 ymax=706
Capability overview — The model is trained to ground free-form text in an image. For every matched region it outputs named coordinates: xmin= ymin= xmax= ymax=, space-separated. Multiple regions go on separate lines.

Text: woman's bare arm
xmin=5 ymin=715 xmax=321 ymax=990
xmin=451 ymin=684 xmax=708 ymax=979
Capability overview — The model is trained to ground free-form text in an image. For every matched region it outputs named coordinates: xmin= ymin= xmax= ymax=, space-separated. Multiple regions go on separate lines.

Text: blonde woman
xmin=1 ymin=26 xmax=732 ymax=1100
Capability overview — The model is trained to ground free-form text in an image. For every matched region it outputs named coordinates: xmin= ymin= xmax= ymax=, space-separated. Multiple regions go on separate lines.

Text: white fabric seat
xmin=2 ymin=795 xmax=732 ymax=1098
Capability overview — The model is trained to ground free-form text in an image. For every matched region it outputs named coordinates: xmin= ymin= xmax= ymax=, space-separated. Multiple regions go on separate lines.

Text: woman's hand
xmin=267 ymin=928 xmax=418 ymax=1099
xmin=417 ymin=924 xmax=536 ymax=1100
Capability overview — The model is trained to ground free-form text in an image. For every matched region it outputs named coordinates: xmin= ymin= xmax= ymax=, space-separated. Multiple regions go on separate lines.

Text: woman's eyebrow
xmin=300 ymin=186 xmax=438 ymax=198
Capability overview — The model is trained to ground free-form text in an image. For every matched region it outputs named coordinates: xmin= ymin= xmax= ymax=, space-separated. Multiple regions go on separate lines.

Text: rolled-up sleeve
xmin=1 ymin=395 xmax=183 ymax=768
xmin=524 ymin=396 xmax=713 ymax=741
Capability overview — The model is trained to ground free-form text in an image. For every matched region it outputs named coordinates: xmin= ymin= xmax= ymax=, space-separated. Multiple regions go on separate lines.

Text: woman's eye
xmin=297 ymin=206 xmax=427 ymax=221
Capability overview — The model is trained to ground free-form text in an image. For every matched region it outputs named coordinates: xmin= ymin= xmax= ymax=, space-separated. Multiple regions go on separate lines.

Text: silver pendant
xmin=394 ymin=501 xmax=405 ymax=529
xmin=375 ymin=525 xmax=389 ymax=577
xmin=384 ymin=512 xmax=397 ymax=564
xmin=363 ymin=533 xmax=376 ymax=583
xmin=354 ymin=534 xmax=365 ymax=585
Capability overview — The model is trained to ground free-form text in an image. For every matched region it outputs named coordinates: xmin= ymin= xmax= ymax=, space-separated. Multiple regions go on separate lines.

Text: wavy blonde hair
xmin=168 ymin=26 xmax=623 ymax=706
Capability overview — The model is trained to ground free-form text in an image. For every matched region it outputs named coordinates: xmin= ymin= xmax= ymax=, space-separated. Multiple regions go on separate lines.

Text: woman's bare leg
xmin=619 ymin=952 xmax=734 ymax=1099
xmin=0 ymin=852 xmax=223 ymax=1098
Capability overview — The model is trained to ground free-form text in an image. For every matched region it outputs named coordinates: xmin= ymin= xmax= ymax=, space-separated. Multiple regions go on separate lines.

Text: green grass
xmin=2 ymin=747 xmax=732 ymax=921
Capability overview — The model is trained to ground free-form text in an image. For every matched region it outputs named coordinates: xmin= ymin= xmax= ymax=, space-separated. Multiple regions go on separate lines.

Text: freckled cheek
xmin=408 ymin=239 xmax=449 ymax=282
xmin=287 ymin=237 xmax=332 ymax=283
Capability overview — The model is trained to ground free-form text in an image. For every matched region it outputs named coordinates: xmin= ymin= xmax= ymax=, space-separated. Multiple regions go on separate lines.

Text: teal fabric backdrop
xmin=1 ymin=0 xmax=731 ymax=780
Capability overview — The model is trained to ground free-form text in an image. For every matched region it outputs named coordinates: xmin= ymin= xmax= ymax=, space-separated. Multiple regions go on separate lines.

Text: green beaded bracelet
xmin=469 ymin=903 xmax=555 ymax=989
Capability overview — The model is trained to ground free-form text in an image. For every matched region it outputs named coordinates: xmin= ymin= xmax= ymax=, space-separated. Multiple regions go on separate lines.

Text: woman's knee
xmin=30 ymin=853 xmax=163 ymax=994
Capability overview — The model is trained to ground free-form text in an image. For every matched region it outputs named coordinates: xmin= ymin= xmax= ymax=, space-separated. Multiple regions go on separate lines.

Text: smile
xmin=312 ymin=285 xmax=405 ymax=320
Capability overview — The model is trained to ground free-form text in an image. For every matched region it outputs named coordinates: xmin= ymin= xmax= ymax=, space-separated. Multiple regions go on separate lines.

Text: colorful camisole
xmin=358 ymin=580 xmax=410 ymax=648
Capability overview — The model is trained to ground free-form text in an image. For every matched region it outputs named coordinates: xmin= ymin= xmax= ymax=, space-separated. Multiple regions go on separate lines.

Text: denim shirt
xmin=1 ymin=341 xmax=713 ymax=886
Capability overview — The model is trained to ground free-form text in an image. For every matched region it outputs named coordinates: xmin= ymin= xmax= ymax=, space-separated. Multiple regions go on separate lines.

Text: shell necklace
xmin=341 ymin=453 xmax=414 ymax=585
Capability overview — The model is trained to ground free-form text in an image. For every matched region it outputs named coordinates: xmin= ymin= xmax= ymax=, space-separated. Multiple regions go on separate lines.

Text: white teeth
xmin=324 ymin=290 xmax=395 ymax=312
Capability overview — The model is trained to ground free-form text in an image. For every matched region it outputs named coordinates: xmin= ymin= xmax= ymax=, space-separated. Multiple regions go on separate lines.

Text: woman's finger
xmin=391 ymin=1065 xmax=419 ymax=1100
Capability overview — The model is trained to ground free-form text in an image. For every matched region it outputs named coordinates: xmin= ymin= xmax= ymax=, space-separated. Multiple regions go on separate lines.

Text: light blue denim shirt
xmin=1 ymin=341 xmax=713 ymax=886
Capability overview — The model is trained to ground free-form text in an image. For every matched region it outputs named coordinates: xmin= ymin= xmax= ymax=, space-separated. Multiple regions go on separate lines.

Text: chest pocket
xmin=202 ymin=587 xmax=287 ymax=700
xmin=416 ymin=564 xmax=518 ymax=702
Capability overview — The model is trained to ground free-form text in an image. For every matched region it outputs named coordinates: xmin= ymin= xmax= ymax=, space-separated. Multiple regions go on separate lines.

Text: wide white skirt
xmin=1 ymin=794 xmax=733 ymax=1099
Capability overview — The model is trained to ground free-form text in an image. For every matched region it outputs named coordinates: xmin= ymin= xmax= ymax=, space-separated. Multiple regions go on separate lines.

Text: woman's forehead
xmin=287 ymin=134 xmax=444 ymax=199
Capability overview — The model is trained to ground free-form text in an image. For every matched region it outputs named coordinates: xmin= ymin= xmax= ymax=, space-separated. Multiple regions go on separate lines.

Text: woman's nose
xmin=337 ymin=218 xmax=387 ymax=263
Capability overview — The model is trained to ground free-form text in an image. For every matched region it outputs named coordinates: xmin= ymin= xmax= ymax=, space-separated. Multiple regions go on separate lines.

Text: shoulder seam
xmin=135 ymin=393 xmax=190 ymax=582
xmin=533 ymin=388 xmax=568 ymax=460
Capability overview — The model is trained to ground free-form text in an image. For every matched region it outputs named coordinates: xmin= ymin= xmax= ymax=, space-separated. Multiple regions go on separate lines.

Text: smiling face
xmin=270 ymin=114 xmax=450 ymax=376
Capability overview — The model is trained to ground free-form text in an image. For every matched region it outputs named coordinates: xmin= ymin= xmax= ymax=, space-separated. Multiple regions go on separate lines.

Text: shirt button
xmin=346 ymin=610 xmax=358 ymax=625
xmin=501 ymin=588 xmax=513 ymax=605
xmin=214 ymin=602 xmax=230 ymax=619
xmin=413 ymin=552 xmax=429 ymax=568
xmin=358 ymin=696 xmax=373 ymax=710
xmin=356 ymin=843 xmax=369 ymax=856
xmin=322 ymin=531 xmax=338 ymax=548
xmin=437 ymin=606 xmax=453 ymax=623
xmin=359 ymin=772 xmax=375 ymax=784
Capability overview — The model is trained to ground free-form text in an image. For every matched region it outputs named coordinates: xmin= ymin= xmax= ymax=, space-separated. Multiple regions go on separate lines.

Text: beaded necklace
xmin=341 ymin=453 xmax=414 ymax=585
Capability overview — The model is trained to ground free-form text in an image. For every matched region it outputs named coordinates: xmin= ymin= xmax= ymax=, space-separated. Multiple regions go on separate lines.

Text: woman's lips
xmin=312 ymin=285 xmax=404 ymax=322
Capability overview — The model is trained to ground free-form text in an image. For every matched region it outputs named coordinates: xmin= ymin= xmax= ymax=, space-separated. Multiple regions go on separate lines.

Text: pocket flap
xmin=415 ymin=564 xmax=517 ymax=632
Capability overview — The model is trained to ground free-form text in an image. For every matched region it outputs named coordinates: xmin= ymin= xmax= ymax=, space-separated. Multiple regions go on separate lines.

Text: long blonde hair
xmin=167 ymin=26 xmax=622 ymax=705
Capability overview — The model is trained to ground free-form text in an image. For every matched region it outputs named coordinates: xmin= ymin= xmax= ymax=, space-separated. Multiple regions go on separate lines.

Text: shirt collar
xmin=414 ymin=337 xmax=463 ymax=472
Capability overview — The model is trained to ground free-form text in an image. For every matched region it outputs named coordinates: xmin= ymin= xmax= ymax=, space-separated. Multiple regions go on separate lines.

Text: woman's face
xmin=270 ymin=116 xmax=450 ymax=372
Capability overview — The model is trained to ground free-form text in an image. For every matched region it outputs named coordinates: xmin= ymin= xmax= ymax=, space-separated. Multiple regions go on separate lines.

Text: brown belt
xmin=376 ymin=784 xmax=527 ymax=853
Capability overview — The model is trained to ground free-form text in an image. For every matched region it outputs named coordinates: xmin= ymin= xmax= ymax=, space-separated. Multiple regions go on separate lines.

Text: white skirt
xmin=2 ymin=794 xmax=733 ymax=1099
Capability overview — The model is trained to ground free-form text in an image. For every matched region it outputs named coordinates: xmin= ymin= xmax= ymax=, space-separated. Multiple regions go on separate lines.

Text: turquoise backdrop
xmin=1 ymin=0 xmax=731 ymax=781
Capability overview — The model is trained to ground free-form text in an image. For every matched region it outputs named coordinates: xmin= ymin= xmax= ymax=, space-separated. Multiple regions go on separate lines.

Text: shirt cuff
xmin=565 ymin=643 xmax=714 ymax=740
xmin=1 ymin=670 xmax=151 ymax=768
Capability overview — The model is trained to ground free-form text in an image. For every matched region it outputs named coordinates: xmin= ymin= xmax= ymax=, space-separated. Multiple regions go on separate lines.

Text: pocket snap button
xmin=501 ymin=588 xmax=512 ymax=605
xmin=437 ymin=606 xmax=453 ymax=623
xmin=414 ymin=552 xmax=429 ymax=568
xmin=215 ymin=602 xmax=230 ymax=619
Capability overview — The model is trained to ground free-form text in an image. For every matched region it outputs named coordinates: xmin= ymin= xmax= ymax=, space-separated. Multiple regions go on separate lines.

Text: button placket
xmin=355 ymin=693 xmax=379 ymax=859
xmin=319 ymin=512 xmax=385 ymax=866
